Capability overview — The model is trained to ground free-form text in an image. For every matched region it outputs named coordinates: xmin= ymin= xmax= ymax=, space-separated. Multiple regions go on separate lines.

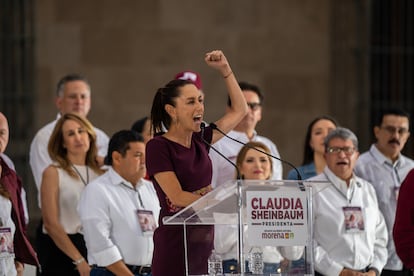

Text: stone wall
xmin=29 ymin=0 xmax=368 ymax=225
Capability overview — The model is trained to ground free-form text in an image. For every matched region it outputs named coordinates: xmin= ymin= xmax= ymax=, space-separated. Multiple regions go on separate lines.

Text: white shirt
xmin=355 ymin=144 xmax=414 ymax=270
xmin=0 ymin=196 xmax=17 ymax=276
xmin=42 ymin=165 xmax=100 ymax=234
xmin=30 ymin=114 xmax=109 ymax=207
xmin=78 ymin=167 xmax=160 ymax=267
xmin=210 ymin=130 xmax=282 ymax=188
xmin=310 ymin=167 xmax=388 ymax=275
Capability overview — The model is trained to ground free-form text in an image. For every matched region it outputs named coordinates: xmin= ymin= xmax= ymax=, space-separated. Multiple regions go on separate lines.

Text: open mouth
xmin=193 ymin=114 xmax=202 ymax=123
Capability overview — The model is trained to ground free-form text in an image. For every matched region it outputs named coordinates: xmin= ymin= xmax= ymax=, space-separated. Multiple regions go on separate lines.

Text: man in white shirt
xmin=210 ymin=81 xmax=282 ymax=188
xmin=310 ymin=127 xmax=388 ymax=276
xmin=29 ymin=73 xmax=109 ymax=207
xmin=354 ymin=108 xmax=414 ymax=276
xmin=78 ymin=130 xmax=160 ymax=276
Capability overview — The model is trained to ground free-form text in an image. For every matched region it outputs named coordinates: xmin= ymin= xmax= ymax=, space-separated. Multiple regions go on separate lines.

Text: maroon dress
xmin=146 ymin=127 xmax=214 ymax=276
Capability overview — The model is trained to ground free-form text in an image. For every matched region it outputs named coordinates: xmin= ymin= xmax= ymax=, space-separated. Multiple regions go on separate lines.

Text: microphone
xmin=209 ymin=122 xmax=305 ymax=191
xmin=201 ymin=122 xmax=245 ymax=273
xmin=200 ymin=122 xmax=241 ymax=180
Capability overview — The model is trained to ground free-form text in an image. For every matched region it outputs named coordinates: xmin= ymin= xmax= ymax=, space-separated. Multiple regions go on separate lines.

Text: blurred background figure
xmin=131 ymin=116 xmax=153 ymax=144
xmin=287 ymin=115 xmax=338 ymax=180
xmin=355 ymin=108 xmax=414 ymax=275
xmin=210 ymin=81 xmax=282 ymax=188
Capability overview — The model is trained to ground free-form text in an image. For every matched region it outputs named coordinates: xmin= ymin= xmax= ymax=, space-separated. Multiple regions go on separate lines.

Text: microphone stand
xmin=200 ymin=123 xmax=245 ymax=274
xmin=209 ymin=123 xmax=306 ymax=192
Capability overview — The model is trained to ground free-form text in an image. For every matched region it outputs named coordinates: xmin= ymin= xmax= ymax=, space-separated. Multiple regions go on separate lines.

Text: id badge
xmin=342 ymin=206 xmax=364 ymax=233
xmin=136 ymin=210 xmax=156 ymax=236
xmin=0 ymin=227 xmax=14 ymax=259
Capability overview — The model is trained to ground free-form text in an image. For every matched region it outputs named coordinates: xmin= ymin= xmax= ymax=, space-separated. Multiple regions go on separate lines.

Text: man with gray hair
xmin=309 ymin=127 xmax=388 ymax=276
xmin=29 ymin=73 xmax=109 ymax=207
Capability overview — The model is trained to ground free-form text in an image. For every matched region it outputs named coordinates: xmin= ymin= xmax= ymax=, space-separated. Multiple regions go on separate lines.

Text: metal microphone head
xmin=200 ymin=122 xmax=206 ymax=139
xmin=209 ymin=122 xmax=218 ymax=130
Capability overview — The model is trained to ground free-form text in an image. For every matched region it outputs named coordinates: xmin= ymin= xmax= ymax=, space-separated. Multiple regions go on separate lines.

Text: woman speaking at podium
xmin=146 ymin=50 xmax=247 ymax=276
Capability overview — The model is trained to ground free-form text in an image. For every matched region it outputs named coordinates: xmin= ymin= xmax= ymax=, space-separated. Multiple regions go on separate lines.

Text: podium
xmin=164 ymin=180 xmax=317 ymax=276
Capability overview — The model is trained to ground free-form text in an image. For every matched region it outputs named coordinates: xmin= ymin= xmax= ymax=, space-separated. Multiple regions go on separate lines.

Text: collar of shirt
xmin=323 ymin=166 xmax=359 ymax=201
xmin=371 ymin=144 xmax=401 ymax=168
xmin=228 ymin=129 xmax=258 ymax=141
xmin=107 ymin=167 xmax=143 ymax=190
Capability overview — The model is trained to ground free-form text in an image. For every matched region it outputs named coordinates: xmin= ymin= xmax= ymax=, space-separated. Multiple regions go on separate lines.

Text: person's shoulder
xmin=357 ymin=150 xmax=371 ymax=160
xmin=405 ymin=168 xmax=414 ymax=179
xmin=147 ymin=135 xmax=167 ymax=148
xmin=31 ymin=119 xmax=57 ymax=143
xmin=43 ymin=164 xmax=58 ymax=174
xmin=307 ymin=173 xmax=331 ymax=195
xmin=93 ymin=126 xmax=109 ymax=138
xmin=357 ymin=149 xmax=370 ymax=157
xmin=307 ymin=173 xmax=325 ymax=182
xmin=400 ymin=154 xmax=414 ymax=165
xmin=141 ymin=178 xmax=156 ymax=192
xmin=287 ymin=163 xmax=314 ymax=180
xmin=254 ymin=135 xmax=278 ymax=150
xmin=400 ymin=169 xmax=414 ymax=191
xmin=255 ymin=134 xmax=275 ymax=144
xmin=83 ymin=172 xmax=110 ymax=194
xmin=89 ymin=171 xmax=110 ymax=187
xmin=354 ymin=175 xmax=376 ymax=192
xmin=0 ymin=154 xmax=15 ymax=171
xmin=355 ymin=149 xmax=376 ymax=168
xmin=41 ymin=165 xmax=59 ymax=185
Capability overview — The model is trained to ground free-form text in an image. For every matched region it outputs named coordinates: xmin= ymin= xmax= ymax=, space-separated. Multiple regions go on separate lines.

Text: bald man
xmin=0 ymin=112 xmax=39 ymax=273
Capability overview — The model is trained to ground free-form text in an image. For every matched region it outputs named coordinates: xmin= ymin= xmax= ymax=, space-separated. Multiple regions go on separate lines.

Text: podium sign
xmin=246 ymin=188 xmax=308 ymax=246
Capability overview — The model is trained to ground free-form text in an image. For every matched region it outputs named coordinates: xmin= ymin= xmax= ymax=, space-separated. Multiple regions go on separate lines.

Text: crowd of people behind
xmin=1 ymin=49 xmax=414 ymax=276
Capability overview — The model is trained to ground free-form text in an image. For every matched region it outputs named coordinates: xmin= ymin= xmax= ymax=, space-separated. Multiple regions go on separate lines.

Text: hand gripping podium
xmin=163 ymin=180 xmax=316 ymax=276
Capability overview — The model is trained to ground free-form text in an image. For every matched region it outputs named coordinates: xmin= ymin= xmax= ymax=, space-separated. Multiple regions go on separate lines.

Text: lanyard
xmin=71 ymin=165 xmax=89 ymax=186
xmin=120 ymin=182 xmax=145 ymax=209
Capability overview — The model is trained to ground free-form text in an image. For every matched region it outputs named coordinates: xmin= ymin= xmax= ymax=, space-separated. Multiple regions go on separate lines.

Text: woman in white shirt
xmin=214 ymin=141 xmax=303 ymax=275
xmin=37 ymin=113 xmax=104 ymax=276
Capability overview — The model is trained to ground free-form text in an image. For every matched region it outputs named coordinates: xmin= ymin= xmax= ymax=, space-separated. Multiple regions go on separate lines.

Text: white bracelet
xmin=72 ymin=257 xmax=85 ymax=266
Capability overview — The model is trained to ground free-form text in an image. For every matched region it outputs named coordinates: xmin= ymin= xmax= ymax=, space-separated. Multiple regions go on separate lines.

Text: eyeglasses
xmin=380 ymin=125 xmax=409 ymax=135
xmin=247 ymin=102 xmax=261 ymax=111
xmin=326 ymin=146 xmax=356 ymax=155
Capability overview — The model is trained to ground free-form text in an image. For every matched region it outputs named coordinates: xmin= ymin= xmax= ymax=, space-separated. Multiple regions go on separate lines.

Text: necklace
xmin=71 ymin=164 xmax=89 ymax=186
